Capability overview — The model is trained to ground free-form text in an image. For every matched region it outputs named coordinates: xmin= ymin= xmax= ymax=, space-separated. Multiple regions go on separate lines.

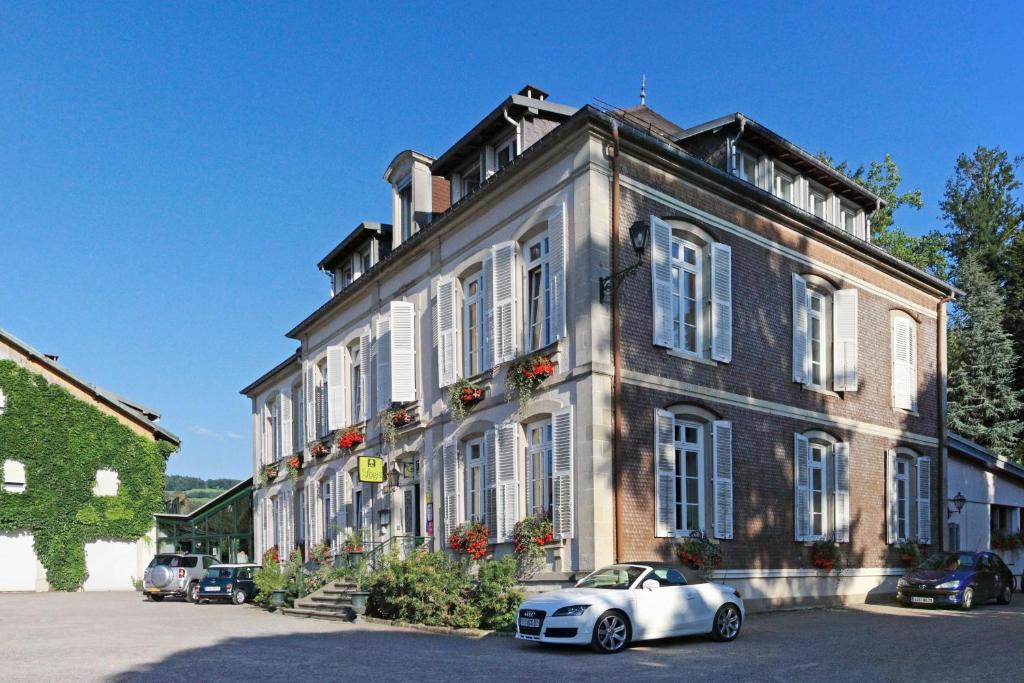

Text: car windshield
xmin=576 ymin=565 xmax=647 ymax=589
xmin=919 ymin=552 xmax=976 ymax=570
xmin=206 ymin=569 xmax=233 ymax=579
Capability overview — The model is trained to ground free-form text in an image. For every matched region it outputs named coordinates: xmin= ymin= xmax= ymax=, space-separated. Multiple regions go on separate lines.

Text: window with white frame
xmin=794 ymin=433 xmax=850 ymax=542
xmin=672 ymin=419 xmax=704 ymax=533
xmin=839 ymin=202 xmax=859 ymax=237
xmin=892 ymin=314 xmax=918 ymax=411
xmin=314 ymin=360 xmax=329 ymax=438
xmin=296 ymin=488 xmax=305 ymax=547
xmin=358 ymin=248 xmax=372 ymax=278
xmin=274 ymin=496 xmax=284 ymax=552
xmin=465 ymin=438 xmax=486 ymax=523
xmin=2 ymin=459 xmax=26 ymax=493
xmin=671 ymin=237 xmax=703 ymax=355
xmin=291 ymin=382 xmax=303 ymax=453
xmin=321 ymin=479 xmax=333 ymax=543
xmin=462 ymin=272 xmax=487 ymax=376
xmin=526 ymin=420 xmax=553 ymax=517
xmin=495 ymin=138 xmax=516 ymax=172
xmin=807 ymin=187 xmax=828 ymax=220
xmin=735 ymin=150 xmax=757 ymax=184
xmin=265 ymin=396 xmax=281 ymax=462
xmin=525 ymin=234 xmax=553 ymax=352
xmin=792 ymin=275 xmax=859 ymax=392
xmin=886 ymin=448 xmax=931 ymax=545
xmin=399 ymin=181 xmax=413 ymax=242
xmin=350 ymin=343 xmax=362 ymax=425
xmin=461 ymin=162 xmax=481 ymax=196
xmin=774 ymin=168 xmax=795 ymax=204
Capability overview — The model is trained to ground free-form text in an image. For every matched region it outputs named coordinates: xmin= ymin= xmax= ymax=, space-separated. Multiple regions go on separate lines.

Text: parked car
xmin=197 ymin=564 xmax=260 ymax=605
xmin=897 ymin=551 xmax=1014 ymax=610
xmin=142 ymin=553 xmax=220 ymax=602
xmin=515 ymin=562 xmax=745 ymax=654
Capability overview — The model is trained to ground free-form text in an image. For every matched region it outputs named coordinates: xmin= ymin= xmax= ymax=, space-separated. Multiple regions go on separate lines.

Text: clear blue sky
xmin=2 ymin=2 xmax=1021 ymax=480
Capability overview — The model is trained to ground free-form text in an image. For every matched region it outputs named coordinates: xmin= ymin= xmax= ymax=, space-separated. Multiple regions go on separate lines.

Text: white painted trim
xmin=710 ymin=567 xmax=905 ymax=580
xmin=621 ymin=368 xmax=939 ymax=447
xmin=619 ymin=174 xmax=938 ymax=319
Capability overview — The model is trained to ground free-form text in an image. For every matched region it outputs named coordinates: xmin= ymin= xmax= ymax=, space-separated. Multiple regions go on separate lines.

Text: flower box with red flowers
xmin=311 ymin=442 xmax=330 ymax=458
xmin=264 ymin=465 xmax=279 ymax=481
xmin=390 ymin=408 xmax=413 ymax=429
xmin=458 ymin=386 xmax=485 ymax=408
xmin=448 ymin=522 xmax=490 ymax=560
xmin=513 ymin=357 xmax=556 ymax=384
xmin=337 ymin=427 xmax=365 ymax=450
xmin=809 ymin=539 xmax=842 ymax=574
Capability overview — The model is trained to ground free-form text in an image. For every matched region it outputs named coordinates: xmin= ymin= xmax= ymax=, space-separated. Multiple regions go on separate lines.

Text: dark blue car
xmin=197 ymin=564 xmax=260 ymax=605
xmin=897 ymin=551 xmax=1015 ymax=610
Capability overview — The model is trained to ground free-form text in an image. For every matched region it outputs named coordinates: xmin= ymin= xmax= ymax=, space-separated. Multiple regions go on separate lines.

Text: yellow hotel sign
xmin=358 ymin=456 xmax=384 ymax=484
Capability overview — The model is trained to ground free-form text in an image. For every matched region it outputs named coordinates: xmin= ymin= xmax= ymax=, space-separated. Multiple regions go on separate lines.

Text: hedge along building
xmin=0 ymin=328 xmax=179 ymax=592
xmin=242 ymin=86 xmax=956 ymax=609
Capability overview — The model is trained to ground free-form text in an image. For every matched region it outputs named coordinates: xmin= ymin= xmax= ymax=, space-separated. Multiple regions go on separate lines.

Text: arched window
xmin=461 ymin=266 xmax=488 ymax=377
xmin=793 ymin=431 xmax=850 ymax=542
xmin=886 ymin=447 xmax=931 ymax=545
xmin=524 ymin=417 xmax=553 ymax=517
xmin=792 ymin=274 xmax=858 ymax=392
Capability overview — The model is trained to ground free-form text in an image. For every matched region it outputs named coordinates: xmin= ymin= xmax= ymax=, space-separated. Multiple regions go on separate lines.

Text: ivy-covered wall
xmin=0 ymin=360 xmax=174 ymax=590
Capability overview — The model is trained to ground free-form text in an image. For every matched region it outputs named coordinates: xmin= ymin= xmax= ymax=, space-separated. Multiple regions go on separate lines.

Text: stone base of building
xmin=709 ymin=568 xmax=903 ymax=613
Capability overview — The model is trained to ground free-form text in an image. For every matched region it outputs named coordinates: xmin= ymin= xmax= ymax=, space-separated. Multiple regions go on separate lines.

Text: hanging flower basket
xmin=337 ymin=427 xmax=365 ymax=451
xmin=286 ymin=455 xmax=303 ymax=479
xmin=512 ymin=514 xmax=554 ymax=564
xmin=505 ymin=355 xmax=556 ymax=412
xmin=446 ymin=379 xmax=485 ymax=421
xmin=264 ymin=465 xmax=280 ymax=482
xmin=311 ymin=442 xmax=330 ymax=458
xmin=381 ymin=408 xmax=414 ymax=446
xmin=448 ymin=522 xmax=490 ymax=560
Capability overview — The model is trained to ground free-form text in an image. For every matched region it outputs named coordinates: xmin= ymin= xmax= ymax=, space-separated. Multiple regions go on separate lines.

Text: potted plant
xmin=338 ymin=426 xmax=365 ymax=451
xmin=511 ymin=514 xmax=554 ymax=566
xmin=810 ymin=538 xmax=843 ymax=574
xmin=343 ymin=531 xmax=365 ymax=565
xmin=311 ymin=442 xmax=330 ymax=458
xmin=350 ymin=556 xmax=370 ymax=616
xmin=255 ymin=548 xmax=289 ymax=609
xmin=505 ymin=355 xmax=556 ymax=412
xmin=674 ymin=531 xmax=723 ymax=579
xmin=286 ymin=454 xmax=303 ymax=479
xmin=381 ymin=407 xmax=414 ymax=446
xmin=446 ymin=379 xmax=485 ymax=421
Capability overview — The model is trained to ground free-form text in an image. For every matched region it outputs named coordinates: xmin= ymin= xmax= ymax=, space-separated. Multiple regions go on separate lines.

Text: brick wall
xmin=611 ymin=155 xmax=943 ymax=569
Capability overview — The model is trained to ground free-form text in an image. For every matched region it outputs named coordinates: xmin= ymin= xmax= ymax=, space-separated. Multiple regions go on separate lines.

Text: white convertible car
xmin=515 ymin=562 xmax=745 ymax=654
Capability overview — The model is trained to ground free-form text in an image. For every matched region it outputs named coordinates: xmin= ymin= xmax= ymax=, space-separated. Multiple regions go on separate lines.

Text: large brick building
xmin=242 ymin=86 xmax=954 ymax=608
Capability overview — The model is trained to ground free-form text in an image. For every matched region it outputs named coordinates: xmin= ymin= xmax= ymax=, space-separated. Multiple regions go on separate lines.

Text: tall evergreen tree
xmin=947 ymin=255 xmax=1023 ymax=461
xmin=816 ymin=153 xmax=949 ymax=277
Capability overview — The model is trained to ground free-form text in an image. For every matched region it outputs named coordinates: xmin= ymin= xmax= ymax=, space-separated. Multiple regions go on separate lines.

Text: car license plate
xmin=911 ymin=596 xmax=933 ymax=604
xmin=205 ymin=586 xmax=220 ymax=591
xmin=519 ymin=617 xmax=540 ymax=628
xmin=146 ymin=587 xmax=160 ymax=593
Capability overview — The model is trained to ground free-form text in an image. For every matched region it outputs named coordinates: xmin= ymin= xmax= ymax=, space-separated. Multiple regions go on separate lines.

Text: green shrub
xmin=254 ymin=549 xmax=301 ymax=606
xmin=473 ymin=556 xmax=523 ymax=631
xmin=365 ymin=551 xmax=479 ymax=628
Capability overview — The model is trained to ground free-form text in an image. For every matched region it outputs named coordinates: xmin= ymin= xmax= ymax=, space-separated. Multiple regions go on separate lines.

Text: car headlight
xmin=936 ymin=580 xmax=961 ymax=590
xmin=897 ymin=578 xmax=908 ymax=588
xmin=552 ymin=605 xmax=590 ymax=617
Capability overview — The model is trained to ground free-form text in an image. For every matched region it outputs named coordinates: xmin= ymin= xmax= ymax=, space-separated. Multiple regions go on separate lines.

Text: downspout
xmin=610 ymin=120 xmax=623 ymax=563
xmin=936 ymin=293 xmax=953 ymax=551
xmin=502 ymin=107 xmax=522 ymax=154
xmin=729 ymin=115 xmax=747 ymax=175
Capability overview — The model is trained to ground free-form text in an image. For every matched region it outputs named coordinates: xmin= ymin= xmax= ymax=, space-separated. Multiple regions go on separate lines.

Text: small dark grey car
xmin=142 ymin=553 xmax=219 ymax=602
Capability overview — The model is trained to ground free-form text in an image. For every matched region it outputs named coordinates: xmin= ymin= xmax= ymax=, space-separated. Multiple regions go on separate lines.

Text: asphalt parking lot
xmin=2 ymin=591 xmax=1022 ymax=682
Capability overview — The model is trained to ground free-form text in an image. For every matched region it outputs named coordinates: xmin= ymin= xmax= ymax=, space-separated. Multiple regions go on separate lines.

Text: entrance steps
xmin=281 ymin=580 xmax=358 ymax=622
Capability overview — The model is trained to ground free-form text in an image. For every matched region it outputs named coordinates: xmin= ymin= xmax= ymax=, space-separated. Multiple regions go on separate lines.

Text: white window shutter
xmin=256 ymin=403 xmax=266 ymax=466
xmin=442 ymin=439 xmax=460 ymax=539
xmin=710 ymin=243 xmax=733 ymax=362
xmin=549 ymin=203 xmax=568 ymax=340
xmin=651 ymin=216 xmax=674 ymax=348
xmin=833 ymin=442 xmax=851 ymax=543
xmin=494 ymin=423 xmax=519 ymax=543
xmin=794 ymin=433 xmax=811 ymax=541
xmin=376 ymin=313 xmax=392 ymax=411
xmin=832 ymin=289 xmax=859 ymax=391
xmin=326 ymin=346 xmax=346 ymax=431
xmin=390 ymin=301 xmax=416 ymax=403
xmin=712 ymin=420 xmax=734 ymax=540
xmin=304 ymin=362 xmax=315 ymax=445
xmin=654 ymin=409 xmax=675 ymax=538
xmin=886 ymin=449 xmax=898 ymax=544
xmin=490 ymin=242 xmax=518 ymax=364
xmin=482 ymin=256 xmax=494 ymax=370
xmin=551 ymin=406 xmax=574 ymax=540
xmin=280 ymin=390 xmax=293 ymax=456
xmin=436 ymin=278 xmax=458 ymax=388
xmin=305 ymin=481 xmax=314 ymax=553
xmin=892 ymin=317 xmax=918 ymax=411
xmin=333 ymin=470 xmax=345 ymax=552
xmin=524 ymin=441 xmax=534 ymax=516
xmin=916 ymin=456 xmax=932 ymax=544
xmin=359 ymin=333 xmax=370 ymax=422
xmin=485 ymin=430 xmax=497 ymax=539
xmin=792 ymin=274 xmax=809 ymax=384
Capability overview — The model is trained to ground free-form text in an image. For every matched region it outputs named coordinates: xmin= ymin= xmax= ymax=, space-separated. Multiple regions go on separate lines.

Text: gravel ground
xmin=2 ymin=591 xmax=1022 ymax=682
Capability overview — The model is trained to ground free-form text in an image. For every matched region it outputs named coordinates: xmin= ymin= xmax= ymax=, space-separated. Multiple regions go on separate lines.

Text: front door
xmin=397 ymin=457 xmax=421 ymax=537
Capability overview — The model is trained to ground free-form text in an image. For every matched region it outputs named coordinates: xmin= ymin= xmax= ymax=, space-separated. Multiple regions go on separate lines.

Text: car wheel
xmin=232 ymin=589 xmax=247 ymax=605
xmin=710 ymin=604 xmax=742 ymax=642
xmin=148 ymin=594 xmax=164 ymax=602
xmin=186 ymin=582 xmax=200 ymax=603
xmin=960 ymin=586 xmax=974 ymax=611
xmin=590 ymin=610 xmax=630 ymax=654
xmin=997 ymin=584 xmax=1012 ymax=605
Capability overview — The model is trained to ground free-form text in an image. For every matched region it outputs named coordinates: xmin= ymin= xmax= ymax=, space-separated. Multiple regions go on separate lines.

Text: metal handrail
xmin=363 ymin=535 xmax=431 ymax=571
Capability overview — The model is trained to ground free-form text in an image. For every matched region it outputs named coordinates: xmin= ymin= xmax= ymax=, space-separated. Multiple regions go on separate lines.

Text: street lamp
xmin=599 ymin=220 xmax=650 ymax=303
xmin=946 ymin=491 xmax=967 ymax=519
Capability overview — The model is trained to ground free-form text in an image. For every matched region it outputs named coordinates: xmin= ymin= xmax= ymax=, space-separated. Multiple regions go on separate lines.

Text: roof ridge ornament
xmin=640 ymin=74 xmax=646 ymax=107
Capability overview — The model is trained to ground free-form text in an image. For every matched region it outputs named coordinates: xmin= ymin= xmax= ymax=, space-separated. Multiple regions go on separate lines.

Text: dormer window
xmin=808 ymin=187 xmax=828 ymax=220
xmin=495 ymin=138 xmax=517 ymax=172
xmin=774 ymin=168 xmax=795 ymax=203
xmin=461 ymin=162 xmax=481 ymax=197
xmin=736 ymin=151 xmax=757 ymax=184
xmin=398 ymin=180 xmax=413 ymax=242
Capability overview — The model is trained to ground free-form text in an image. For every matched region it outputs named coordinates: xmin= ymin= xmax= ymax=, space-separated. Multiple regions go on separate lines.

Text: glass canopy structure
xmin=155 ymin=478 xmax=254 ymax=564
